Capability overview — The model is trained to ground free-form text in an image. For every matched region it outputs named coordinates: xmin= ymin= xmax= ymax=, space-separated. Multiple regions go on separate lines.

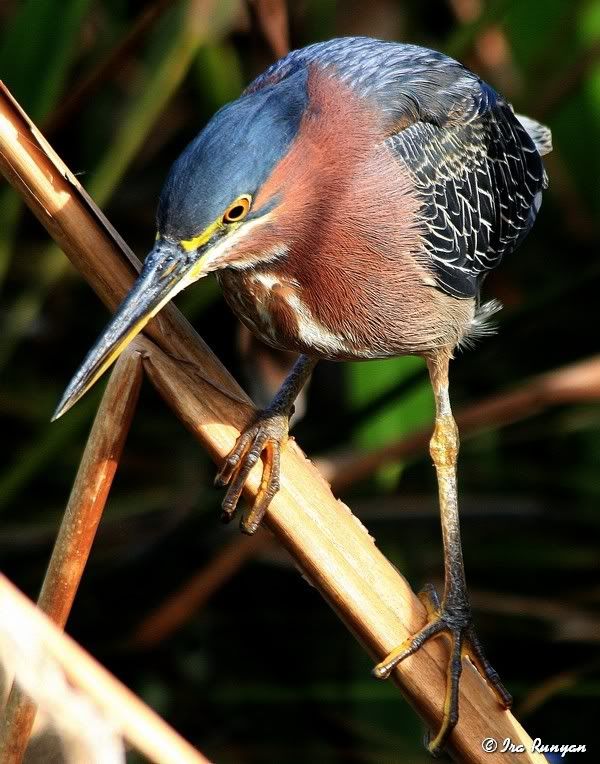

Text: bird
xmin=53 ymin=36 xmax=551 ymax=754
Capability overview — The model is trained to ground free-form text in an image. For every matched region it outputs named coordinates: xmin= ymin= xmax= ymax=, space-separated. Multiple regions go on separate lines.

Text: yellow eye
xmin=223 ymin=195 xmax=251 ymax=224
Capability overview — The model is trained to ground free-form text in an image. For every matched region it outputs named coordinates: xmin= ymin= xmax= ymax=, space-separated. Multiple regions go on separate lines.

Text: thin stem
xmin=0 ymin=345 xmax=143 ymax=763
xmin=130 ymin=533 xmax=268 ymax=648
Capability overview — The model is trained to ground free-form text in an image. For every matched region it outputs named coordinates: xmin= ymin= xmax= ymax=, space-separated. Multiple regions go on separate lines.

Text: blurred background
xmin=1 ymin=0 xmax=599 ymax=761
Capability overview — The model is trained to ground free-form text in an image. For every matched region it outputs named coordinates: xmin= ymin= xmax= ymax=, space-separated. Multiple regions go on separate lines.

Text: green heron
xmin=53 ymin=37 xmax=551 ymax=753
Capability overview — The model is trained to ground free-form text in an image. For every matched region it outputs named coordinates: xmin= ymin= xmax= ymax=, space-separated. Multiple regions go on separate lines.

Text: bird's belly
xmin=217 ymin=270 xmax=372 ymax=360
xmin=218 ymin=266 xmax=477 ymax=361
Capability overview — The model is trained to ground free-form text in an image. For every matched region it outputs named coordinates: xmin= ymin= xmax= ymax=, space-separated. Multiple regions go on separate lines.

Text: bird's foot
xmin=215 ymin=408 xmax=290 ymax=534
xmin=372 ymin=583 xmax=511 ymax=756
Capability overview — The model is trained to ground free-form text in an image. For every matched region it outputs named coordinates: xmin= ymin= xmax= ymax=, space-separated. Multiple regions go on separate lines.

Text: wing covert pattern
xmin=245 ymin=37 xmax=549 ymax=297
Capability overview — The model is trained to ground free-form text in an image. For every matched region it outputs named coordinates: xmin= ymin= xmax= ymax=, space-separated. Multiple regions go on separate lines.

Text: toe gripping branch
xmin=215 ymin=409 xmax=288 ymax=534
xmin=372 ymin=353 xmax=512 ymax=756
xmin=214 ymin=355 xmax=317 ymax=534
xmin=372 ymin=584 xmax=512 ymax=755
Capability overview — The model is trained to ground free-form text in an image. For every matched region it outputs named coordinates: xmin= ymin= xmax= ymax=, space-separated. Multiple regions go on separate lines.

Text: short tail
xmin=516 ymin=113 xmax=553 ymax=156
xmin=458 ymin=298 xmax=503 ymax=351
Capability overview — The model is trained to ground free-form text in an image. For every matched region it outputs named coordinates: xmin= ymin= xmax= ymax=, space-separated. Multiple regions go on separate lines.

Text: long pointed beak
xmin=52 ymin=240 xmax=206 ymax=421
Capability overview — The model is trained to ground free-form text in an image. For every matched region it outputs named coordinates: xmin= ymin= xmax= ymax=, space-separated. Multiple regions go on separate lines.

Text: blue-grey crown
xmin=157 ymin=67 xmax=308 ymax=240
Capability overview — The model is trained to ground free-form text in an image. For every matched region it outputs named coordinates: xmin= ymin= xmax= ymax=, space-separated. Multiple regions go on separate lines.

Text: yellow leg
xmin=373 ymin=351 xmax=511 ymax=756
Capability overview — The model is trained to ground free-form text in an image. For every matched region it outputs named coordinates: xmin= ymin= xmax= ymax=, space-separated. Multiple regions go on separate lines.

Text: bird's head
xmin=53 ymin=69 xmax=308 ymax=419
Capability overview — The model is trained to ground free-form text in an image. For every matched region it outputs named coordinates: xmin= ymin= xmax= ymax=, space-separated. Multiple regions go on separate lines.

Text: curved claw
xmin=463 ymin=626 xmax=513 ymax=709
xmin=215 ymin=411 xmax=288 ymax=534
xmin=372 ymin=585 xmax=511 ymax=756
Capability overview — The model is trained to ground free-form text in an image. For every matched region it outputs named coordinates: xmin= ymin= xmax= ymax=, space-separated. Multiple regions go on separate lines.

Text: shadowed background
xmin=1 ymin=0 xmax=599 ymax=761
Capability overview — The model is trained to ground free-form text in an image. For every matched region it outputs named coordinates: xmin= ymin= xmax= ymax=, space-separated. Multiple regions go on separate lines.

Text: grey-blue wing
xmin=388 ymin=102 xmax=547 ymax=297
xmin=246 ymin=36 xmax=548 ymax=298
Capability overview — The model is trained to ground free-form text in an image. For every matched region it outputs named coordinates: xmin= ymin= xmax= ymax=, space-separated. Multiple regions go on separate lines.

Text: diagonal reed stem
xmin=0 ymin=575 xmax=210 ymax=764
xmin=1 ymin=345 xmax=143 ymax=762
xmin=0 ymin=81 xmax=545 ymax=763
xmin=129 ymin=352 xmax=600 ymax=648
xmin=130 ymin=532 xmax=269 ymax=648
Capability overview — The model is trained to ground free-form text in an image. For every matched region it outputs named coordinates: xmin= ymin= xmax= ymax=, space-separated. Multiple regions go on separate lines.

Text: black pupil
xmin=227 ymin=204 xmax=245 ymax=221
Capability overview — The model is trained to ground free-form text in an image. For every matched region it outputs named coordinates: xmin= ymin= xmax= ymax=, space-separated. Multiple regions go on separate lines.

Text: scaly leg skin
xmin=215 ymin=354 xmax=317 ymax=535
xmin=373 ymin=352 xmax=512 ymax=756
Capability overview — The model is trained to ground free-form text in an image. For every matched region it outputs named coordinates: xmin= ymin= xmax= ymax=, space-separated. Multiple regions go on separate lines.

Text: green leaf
xmin=0 ymin=0 xmax=93 ymax=286
xmin=0 ymin=0 xmax=92 ymax=122
xmin=346 ymin=356 xmax=433 ymax=487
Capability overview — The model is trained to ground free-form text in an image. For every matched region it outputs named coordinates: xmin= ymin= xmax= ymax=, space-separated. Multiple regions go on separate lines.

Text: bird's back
xmin=247 ymin=37 xmax=550 ymax=299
